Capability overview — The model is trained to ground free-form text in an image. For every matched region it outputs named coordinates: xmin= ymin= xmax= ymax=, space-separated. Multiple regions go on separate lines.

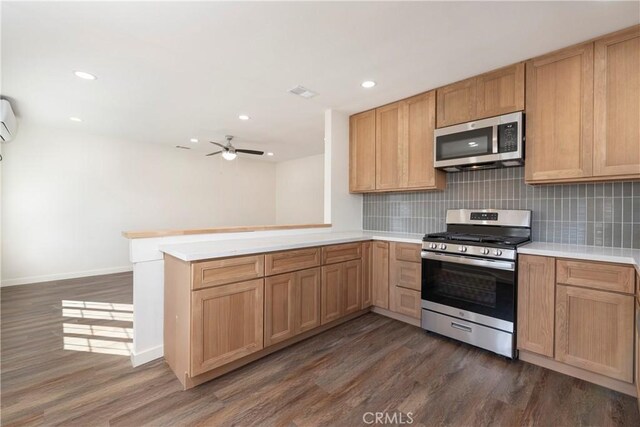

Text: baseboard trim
xmin=131 ymin=345 xmax=164 ymax=367
xmin=519 ymin=350 xmax=637 ymax=397
xmin=371 ymin=306 xmax=421 ymax=327
xmin=1 ymin=266 xmax=133 ymax=287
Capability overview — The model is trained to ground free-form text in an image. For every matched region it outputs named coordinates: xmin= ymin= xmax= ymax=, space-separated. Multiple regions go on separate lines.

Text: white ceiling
xmin=2 ymin=1 xmax=639 ymax=161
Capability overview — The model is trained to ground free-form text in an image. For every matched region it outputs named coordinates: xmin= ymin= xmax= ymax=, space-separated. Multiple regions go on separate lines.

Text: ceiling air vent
xmin=288 ymin=85 xmax=317 ymax=99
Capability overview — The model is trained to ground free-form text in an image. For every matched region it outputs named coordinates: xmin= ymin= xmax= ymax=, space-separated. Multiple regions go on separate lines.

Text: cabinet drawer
xmin=390 ymin=260 xmax=421 ymax=291
xmin=557 ymin=259 xmax=635 ymax=294
xmin=265 ymin=248 xmax=321 ymax=276
xmin=322 ymin=243 xmax=362 ymax=265
xmin=390 ymin=286 xmax=421 ymax=319
xmin=192 ymin=255 xmax=264 ymax=290
xmin=392 ymin=242 xmax=422 ymax=263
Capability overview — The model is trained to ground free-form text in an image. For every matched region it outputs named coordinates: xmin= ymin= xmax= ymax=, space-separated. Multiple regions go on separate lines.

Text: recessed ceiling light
xmin=238 ymin=114 xmax=250 ymax=121
xmin=266 ymin=152 xmax=274 ymax=156
xmin=74 ymin=71 xmax=97 ymax=80
xmin=190 ymin=138 xmax=199 ymax=143
xmin=361 ymin=80 xmax=376 ymax=88
xmin=69 ymin=117 xmax=83 ymax=122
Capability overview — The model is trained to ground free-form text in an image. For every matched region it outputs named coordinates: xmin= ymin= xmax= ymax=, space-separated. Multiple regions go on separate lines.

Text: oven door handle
xmin=421 ymin=251 xmax=515 ymax=271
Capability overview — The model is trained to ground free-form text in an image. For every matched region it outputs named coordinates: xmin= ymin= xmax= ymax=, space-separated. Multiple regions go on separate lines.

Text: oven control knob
xmin=481 ymin=248 xmax=490 ymax=255
xmin=430 ymin=243 xmax=437 ymax=249
xmin=439 ymin=244 xmax=447 ymax=250
xmin=494 ymin=249 xmax=503 ymax=256
xmin=458 ymin=246 xmax=467 ymax=252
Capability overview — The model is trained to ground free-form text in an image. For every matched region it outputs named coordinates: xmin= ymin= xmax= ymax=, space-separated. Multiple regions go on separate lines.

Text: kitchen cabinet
xmin=436 ymin=63 xmax=525 ymax=128
xmin=635 ymin=295 xmax=640 ymax=406
xmin=349 ymin=110 xmax=376 ymax=192
xmin=593 ymin=26 xmax=640 ymax=178
xmin=361 ymin=241 xmax=373 ymax=309
xmin=517 ymin=255 xmax=555 ymax=357
xmin=264 ymin=268 xmax=322 ymax=346
xmin=191 ymin=279 xmax=264 ymax=376
xmin=350 ymin=91 xmax=443 ymax=194
xmin=525 ymin=42 xmax=594 ymax=182
xmin=555 ymin=284 xmax=634 ymax=383
xmin=389 ymin=242 xmax=422 ymax=319
xmin=525 ymin=25 xmax=640 ymax=184
xmin=265 ymin=248 xmax=320 ymax=276
xmin=321 ymin=260 xmax=362 ymax=324
xmin=372 ymin=241 xmax=390 ymax=309
xmin=192 ymin=255 xmax=264 ymax=290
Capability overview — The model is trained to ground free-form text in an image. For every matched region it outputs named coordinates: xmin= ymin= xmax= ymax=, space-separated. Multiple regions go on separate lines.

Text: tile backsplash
xmin=363 ymin=167 xmax=640 ymax=249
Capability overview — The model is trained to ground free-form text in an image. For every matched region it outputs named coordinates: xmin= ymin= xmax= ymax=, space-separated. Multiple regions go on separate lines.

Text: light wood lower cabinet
xmin=390 ymin=286 xmax=421 ymax=319
xmin=321 ymin=260 xmax=362 ymax=324
xmin=517 ymin=255 xmax=555 ymax=357
xmin=372 ymin=241 xmax=390 ymax=309
xmin=296 ymin=268 xmax=322 ymax=333
xmin=191 ymin=279 xmax=264 ymax=376
xmin=555 ymin=284 xmax=634 ymax=383
xmin=388 ymin=242 xmax=422 ymax=320
xmin=636 ymin=297 xmax=640 ymax=404
xmin=361 ymin=242 xmax=373 ymax=309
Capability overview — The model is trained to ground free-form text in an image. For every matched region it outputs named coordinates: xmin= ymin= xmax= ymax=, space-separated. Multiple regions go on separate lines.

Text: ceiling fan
xmin=206 ymin=135 xmax=264 ymax=161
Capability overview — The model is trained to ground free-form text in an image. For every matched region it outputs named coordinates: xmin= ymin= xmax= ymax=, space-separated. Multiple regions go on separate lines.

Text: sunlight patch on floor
xmin=63 ymin=336 xmax=133 ymax=356
xmin=63 ymin=323 xmax=133 ymax=339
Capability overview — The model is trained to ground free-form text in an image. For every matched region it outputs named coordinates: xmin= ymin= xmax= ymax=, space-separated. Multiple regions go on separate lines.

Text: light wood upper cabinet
xmin=593 ymin=26 xmax=640 ymax=178
xmin=191 ymin=279 xmax=264 ymax=376
xmin=349 ymin=110 xmax=376 ymax=192
xmin=475 ymin=63 xmax=525 ymax=119
xmin=372 ymin=241 xmax=390 ymax=309
xmin=264 ymin=273 xmax=296 ymax=346
xmin=525 ymin=42 xmax=594 ymax=183
xmin=555 ymin=284 xmax=634 ymax=383
xmin=436 ymin=78 xmax=477 ymax=128
xmin=361 ymin=241 xmax=373 ymax=309
xmin=436 ymin=63 xmax=525 ymax=128
xmin=376 ymin=102 xmax=404 ymax=190
xmin=517 ymin=255 xmax=555 ymax=357
xmin=404 ymin=92 xmax=445 ymax=190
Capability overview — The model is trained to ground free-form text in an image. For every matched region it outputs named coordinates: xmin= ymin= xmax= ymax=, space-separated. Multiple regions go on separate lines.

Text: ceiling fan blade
xmin=205 ymin=151 xmax=223 ymax=156
xmin=208 ymin=141 xmax=227 ymax=149
xmin=235 ymin=149 xmax=264 ymax=155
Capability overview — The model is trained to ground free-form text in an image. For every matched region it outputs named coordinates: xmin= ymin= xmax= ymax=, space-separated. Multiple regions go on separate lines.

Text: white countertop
xmin=160 ymin=230 xmax=423 ymax=261
xmin=518 ymin=242 xmax=640 ymax=273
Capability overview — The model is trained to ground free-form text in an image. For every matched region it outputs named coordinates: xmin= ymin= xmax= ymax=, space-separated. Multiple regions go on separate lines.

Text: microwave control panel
xmin=498 ymin=122 xmax=518 ymax=153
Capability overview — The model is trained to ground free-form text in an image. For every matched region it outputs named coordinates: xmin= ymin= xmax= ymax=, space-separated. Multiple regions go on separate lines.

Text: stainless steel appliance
xmin=421 ymin=209 xmax=531 ymax=358
xmin=433 ymin=112 xmax=524 ymax=172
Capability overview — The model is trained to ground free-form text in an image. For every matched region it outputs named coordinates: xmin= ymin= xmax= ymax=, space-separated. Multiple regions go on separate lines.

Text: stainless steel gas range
xmin=421 ymin=209 xmax=532 ymax=358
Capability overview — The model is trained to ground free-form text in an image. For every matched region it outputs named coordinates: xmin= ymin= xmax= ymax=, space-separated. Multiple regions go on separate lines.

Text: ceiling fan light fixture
xmin=222 ymin=151 xmax=237 ymax=161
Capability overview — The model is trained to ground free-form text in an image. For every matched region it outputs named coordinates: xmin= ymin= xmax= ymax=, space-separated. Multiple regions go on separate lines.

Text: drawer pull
xmin=451 ymin=322 xmax=472 ymax=333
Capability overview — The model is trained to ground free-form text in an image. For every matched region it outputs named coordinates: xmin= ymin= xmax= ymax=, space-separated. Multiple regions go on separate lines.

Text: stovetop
xmin=424 ymin=232 xmax=530 ymax=248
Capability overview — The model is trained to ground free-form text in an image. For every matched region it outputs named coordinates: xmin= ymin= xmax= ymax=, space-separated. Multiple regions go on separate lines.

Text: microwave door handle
xmin=421 ymin=251 xmax=515 ymax=271
xmin=492 ymin=124 xmax=498 ymax=154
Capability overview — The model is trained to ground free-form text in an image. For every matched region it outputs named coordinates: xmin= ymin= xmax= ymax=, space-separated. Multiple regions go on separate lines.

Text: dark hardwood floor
xmin=2 ymin=273 xmax=639 ymax=426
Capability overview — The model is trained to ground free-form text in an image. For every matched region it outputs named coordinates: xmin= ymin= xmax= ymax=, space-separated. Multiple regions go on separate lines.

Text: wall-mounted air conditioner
xmin=1 ymin=99 xmax=17 ymax=142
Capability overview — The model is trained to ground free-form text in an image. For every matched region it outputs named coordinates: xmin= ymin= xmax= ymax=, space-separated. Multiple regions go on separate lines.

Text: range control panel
xmin=470 ymin=212 xmax=498 ymax=221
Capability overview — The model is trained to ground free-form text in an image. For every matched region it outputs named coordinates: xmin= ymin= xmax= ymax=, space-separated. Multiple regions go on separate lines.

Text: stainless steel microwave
xmin=433 ymin=112 xmax=524 ymax=172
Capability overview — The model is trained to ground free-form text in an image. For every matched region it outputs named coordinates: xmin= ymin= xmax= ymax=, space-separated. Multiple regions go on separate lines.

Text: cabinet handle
xmin=450 ymin=322 xmax=472 ymax=333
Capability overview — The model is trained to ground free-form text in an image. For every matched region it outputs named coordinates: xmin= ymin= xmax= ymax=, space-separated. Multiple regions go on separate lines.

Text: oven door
xmin=421 ymin=251 xmax=516 ymax=326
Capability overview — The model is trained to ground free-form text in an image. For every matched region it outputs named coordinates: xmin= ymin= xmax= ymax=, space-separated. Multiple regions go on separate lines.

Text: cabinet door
xmin=264 ymin=273 xmax=296 ymax=346
xmin=555 ymin=285 xmax=634 ymax=382
xmin=525 ymin=43 xmax=594 ymax=182
xmin=343 ymin=260 xmax=362 ymax=315
xmin=295 ymin=268 xmax=321 ymax=334
xmin=636 ymin=298 xmax=640 ymax=406
xmin=390 ymin=286 xmax=421 ymax=319
xmin=361 ymin=242 xmax=373 ymax=309
xmin=593 ymin=26 xmax=640 ymax=178
xmin=390 ymin=259 xmax=421 ymax=292
xmin=372 ymin=241 xmax=390 ymax=309
xmin=191 ymin=279 xmax=264 ymax=376
xmin=517 ymin=255 xmax=556 ymax=357
xmin=349 ymin=110 xmax=377 ymax=192
xmin=476 ymin=63 xmax=525 ymax=119
xmin=436 ymin=78 xmax=477 ymax=128
xmin=376 ymin=102 xmax=404 ymax=189
xmin=404 ymin=91 xmax=445 ymax=190
xmin=321 ymin=264 xmax=343 ymax=324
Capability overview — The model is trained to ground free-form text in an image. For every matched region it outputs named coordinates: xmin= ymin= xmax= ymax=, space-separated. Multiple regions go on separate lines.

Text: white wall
xmin=1 ymin=123 xmax=277 ymax=285
xmin=275 ymin=154 xmax=324 ymax=225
